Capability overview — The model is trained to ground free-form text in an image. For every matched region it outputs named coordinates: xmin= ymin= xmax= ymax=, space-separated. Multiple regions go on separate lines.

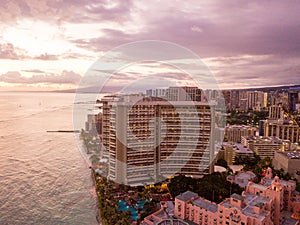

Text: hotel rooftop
xmin=143 ymin=201 xmax=188 ymax=225
xmin=176 ymin=191 xmax=218 ymax=213
xmin=227 ymin=171 xmax=256 ymax=188
xmin=261 ymin=177 xmax=297 ymax=189
xmin=220 ymin=192 xmax=271 ymax=221
xmin=280 ymin=151 xmax=300 ymax=159
xmin=176 ymin=191 xmax=198 ymax=202
xmin=232 ymin=143 xmax=253 ymax=154
xmin=242 ymin=136 xmax=288 ymax=144
xmin=191 ymin=198 xmax=218 ymax=213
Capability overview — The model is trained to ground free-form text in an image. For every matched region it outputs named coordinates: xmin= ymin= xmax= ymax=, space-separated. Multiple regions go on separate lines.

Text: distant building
xmin=230 ymin=90 xmax=240 ymax=110
xmin=222 ymin=90 xmax=231 ymax=110
xmin=219 ymin=142 xmax=253 ymax=165
xmin=273 ymin=151 xmax=300 ymax=182
xmin=165 ymin=86 xmax=202 ymax=102
xmin=288 ymin=91 xmax=299 ymax=112
xmin=260 ymin=118 xmax=300 ymax=143
xmin=204 ymin=89 xmax=220 ymax=101
xmin=146 ymin=88 xmax=166 ymax=98
xmin=100 ymin=95 xmax=117 ymax=149
xmin=259 ymin=120 xmax=266 ymax=136
xmin=241 ymin=136 xmax=291 ymax=159
xmin=237 ymin=91 xmax=246 ymax=111
xmin=247 ymin=91 xmax=266 ymax=111
xmin=225 ymin=125 xmax=257 ymax=143
xmin=281 ymin=92 xmax=290 ymax=110
xmin=85 ymin=113 xmax=102 ymax=135
xmin=296 ymin=103 xmax=300 ymax=113
xmin=269 ymin=105 xmax=285 ymax=120
xmin=235 ymin=91 xmax=267 ymax=112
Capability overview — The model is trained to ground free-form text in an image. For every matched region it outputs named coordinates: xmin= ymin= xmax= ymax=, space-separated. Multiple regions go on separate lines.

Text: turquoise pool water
xmin=118 ymin=199 xmax=149 ymax=221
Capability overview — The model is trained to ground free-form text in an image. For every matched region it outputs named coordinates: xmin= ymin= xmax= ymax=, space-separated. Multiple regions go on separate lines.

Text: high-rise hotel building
xmin=100 ymin=93 xmax=216 ymax=185
xmin=259 ymin=105 xmax=300 ymax=143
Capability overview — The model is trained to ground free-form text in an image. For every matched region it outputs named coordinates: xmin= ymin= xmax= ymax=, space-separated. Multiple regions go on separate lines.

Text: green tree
xmin=215 ymin=158 xmax=228 ymax=168
xmin=296 ymin=182 xmax=300 ymax=192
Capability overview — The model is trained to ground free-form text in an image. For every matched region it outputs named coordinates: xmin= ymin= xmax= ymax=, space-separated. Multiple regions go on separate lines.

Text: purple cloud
xmin=22 ymin=69 xmax=44 ymax=73
xmin=35 ymin=53 xmax=59 ymax=60
xmin=0 ymin=70 xmax=82 ymax=84
xmin=0 ymin=43 xmax=25 ymax=60
xmin=0 ymin=0 xmax=299 ymax=88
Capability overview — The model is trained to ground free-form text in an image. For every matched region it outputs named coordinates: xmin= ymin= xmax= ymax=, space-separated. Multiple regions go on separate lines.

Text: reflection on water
xmin=0 ymin=92 xmax=98 ymax=225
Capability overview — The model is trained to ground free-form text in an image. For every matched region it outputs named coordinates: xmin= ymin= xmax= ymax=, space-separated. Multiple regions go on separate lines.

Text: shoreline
xmin=80 ymin=132 xmax=103 ymax=224
xmin=46 ymin=130 xmax=80 ymax=133
xmin=90 ymin=168 xmax=103 ymax=225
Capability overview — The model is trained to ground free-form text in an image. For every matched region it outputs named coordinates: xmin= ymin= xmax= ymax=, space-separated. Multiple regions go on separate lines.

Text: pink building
xmin=142 ymin=201 xmax=189 ymax=225
xmin=256 ymin=167 xmax=300 ymax=224
xmin=175 ymin=191 xmax=218 ymax=224
xmin=227 ymin=168 xmax=300 ymax=224
xmin=227 ymin=171 xmax=256 ymax=188
xmin=173 ymin=169 xmax=300 ymax=225
xmin=174 ymin=191 xmax=273 ymax=225
xmin=144 ymin=168 xmax=300 ymax=225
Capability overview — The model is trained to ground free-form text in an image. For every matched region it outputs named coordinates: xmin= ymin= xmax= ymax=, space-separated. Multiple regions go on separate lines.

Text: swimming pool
xmin=118 ymin=199 xmax=149 ymax=221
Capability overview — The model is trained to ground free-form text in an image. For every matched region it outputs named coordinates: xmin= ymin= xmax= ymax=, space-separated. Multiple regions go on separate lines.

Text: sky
xmin=0 ymin=0 xmax=299 ymax=91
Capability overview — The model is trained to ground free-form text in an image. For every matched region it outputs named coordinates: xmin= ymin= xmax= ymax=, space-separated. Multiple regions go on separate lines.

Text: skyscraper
xmin=269 ymin=105 xmax=284 ymax=120
xmin=288 ymin=91 xmax=299 ymax=112
xmin=101 ymin=94 xmax=216 ymax=185
xmin=247 ymin=91 xmax=266 ymax=111
xmin=230 ymin=90 xmax=240 ymax=110
xmin=165 ymin=86 xmax=202 ymax=102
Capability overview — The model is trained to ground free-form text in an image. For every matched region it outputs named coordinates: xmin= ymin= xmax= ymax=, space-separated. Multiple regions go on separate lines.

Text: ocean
xmin=0 ymin=92 xmax=98 ymax=225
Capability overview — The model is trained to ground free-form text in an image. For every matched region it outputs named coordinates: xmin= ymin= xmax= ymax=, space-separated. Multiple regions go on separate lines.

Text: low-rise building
xmin=227 ymin=171 xmax=256 ymax=188
xmin=273 ymin=151 xmax=300 ymax=182
xmin=142 ymin=201 xmax=189 ymax=225
xmin=220 ymin=142 xmax=253 ymax=165
xmin=173 ymin=170 xmax=300 ymax=225
xmin=260 ymin=117 xmax=300 ymax=144
xmin=225 ymin=125 xmax=257 ymax=143
xmin=241 ymin=136 xmax=291 ymax=159
xmin=175 ymin=191 xmax=219 ymax=224
xmin=174 ymin=190 xmax=273 ymax=225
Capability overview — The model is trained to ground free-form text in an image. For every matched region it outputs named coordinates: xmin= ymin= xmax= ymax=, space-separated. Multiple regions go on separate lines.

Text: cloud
xmin=68 ymin=1 xmax=300 ymax=59
xmin=22 ymin=69 xmax=44 ymax=73
xmin=190 ymin=26 xmax=203 ymax=33
xmin=35 ymin=53 xmax=59 ymax=60
xmin=0 ymin=43 xmax=25 ymax=59
xmin=0 ymin=42 xmax=65 ymax=61
xmin=0 ymin=70 xmax=82 ymax=84
xmin=2 ymin=1 xmax=300 ymax=59
xmin=2 ymin=1 xmax=299 ymax=58
xmin=0 ymin=0 xmax=300 ymax=89
xmin=205 ymin=54 xmax=300 ymax=88
xmin=0 ymin=0 xmax=135 ymax=25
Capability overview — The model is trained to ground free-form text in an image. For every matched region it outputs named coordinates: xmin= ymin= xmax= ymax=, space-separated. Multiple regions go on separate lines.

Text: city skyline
xmin=0 ymin=1 xmax=300 ymax=91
